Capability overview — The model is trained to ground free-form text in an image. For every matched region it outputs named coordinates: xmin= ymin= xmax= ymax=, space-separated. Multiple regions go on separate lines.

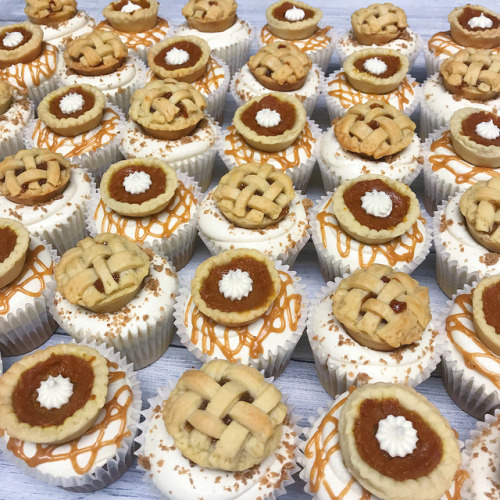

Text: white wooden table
xmin=1 ymin=0 xmax=497 ymax=498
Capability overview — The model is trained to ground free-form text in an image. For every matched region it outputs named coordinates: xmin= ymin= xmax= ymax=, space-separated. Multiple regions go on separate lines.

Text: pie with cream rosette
xmin=163 ymin=359 xmax=288 ymax=471
xmin=332 ymin=264 xmax=431 ymax=351
xmin=182 ymin=0 xmax=237 ymax=33
xmin=0 ymin=22 xmax=43 ymax=69
xmin=103 ymin=0 xmax=159 ymax=33
xmin=0 ymin=79 xmax=13 ymax=114
xmin=25 ymin=0 xmax=77 ymax=25
xmin=0 ymin=218 xmax=30 ymax=289
xmin=472 ymin=274 xmax=500 ymax=356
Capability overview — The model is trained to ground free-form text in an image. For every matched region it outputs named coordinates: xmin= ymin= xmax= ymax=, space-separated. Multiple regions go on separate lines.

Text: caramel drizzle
xmin=224 ymin=122 xmax=316 ymax=171
xmin=317 ymin=197 xmax=425 ymax=267
xmin=193 ymin=57 xmax=225 ymax=95
xmin=429 ymin=130 xmax=500 ymax=185
xmin=95 ymin=182 xmax=196 ymax=241
xmin=0 ymin=245 xmax=53 ymax=315
xmin=260 ymin=25 xmax=332 ymax=52
xmin=445 ymin=470 xmax=469 ymax=500
xmin=0 ymin=43 xmax=57 ymax=94
xmin=6 ymin=360 xmax=133 ymax=475
xmin=32 ymin=108 xmax=120 ymax=157
xmin=446 ymin=292 xmax=500 ymax=389
xmin=428 ymin=31 xmax=500 ymax=58
xmin=185 ymin=271 xmax=302 ymax=361
xmin=327 ymin=72 xmax=417 ymax=110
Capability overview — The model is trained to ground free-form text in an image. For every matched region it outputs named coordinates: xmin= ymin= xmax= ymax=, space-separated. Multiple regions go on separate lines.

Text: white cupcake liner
xmin=419 ymin=73 xmax=448 ymax=139
xmin=173 ymin=261 xmax=308 ymax=377
xmin=423 ymin=41 xmax=446 ymax=78
xmin=86 ymin=171 xmax=201 ymax=271
xmin=0 ymin=339 xmax=142 ymax=492
xmin=26 ymin=70 xmax=58 ymax=106
xmin=311 ymin=193 xmax=433 ymax=281
xmin=0 ymin=97 xmax=34 ymax=160
xmin=135 ymin=379 xmax=301 ymax=500
xmin=307 ymin=278 xmax=445 ymax=398
xmin=205 ymin=56 xmax=231 ymax=123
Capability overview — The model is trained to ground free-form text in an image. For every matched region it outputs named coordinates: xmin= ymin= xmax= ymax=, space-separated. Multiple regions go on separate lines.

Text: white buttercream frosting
xmin=165 ymin=47 xmax=190 ymax=66
xmin=218 ymin=270 xmax=253 ymax=300
xmin=376 ymin=415 xmax=418 ymax=457
xmin=59 ymin=92 xmax=84 ymax=115
xmin=285 ymin=6 xmax=305 ymax=21
xmin=123 ymin=171 xmax=152 ymax=194
xmin=3 ymin=31 xmax=24 ymax=48
xmin=121 ymin=1 xmax=142 ymax=13
xmin=475 ymin=119 xmax=500 ymax=140
xmin=468 ymin=13 xmax=493 ymax=29
xmin=361 ymin=190 xmax=393 ymax=218
xmin=363 ymin=57 xmax=388 ymax=76
xmin=36 ymin=375 xmax=74 ymax=410
xmin=255 ymin=108 xmax=281 ymax=128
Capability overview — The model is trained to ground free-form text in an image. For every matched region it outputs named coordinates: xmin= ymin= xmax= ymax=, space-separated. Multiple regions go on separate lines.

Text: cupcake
xmin=98 ymin=0 xmax=170 ymax=61
xmin=50 ymin=233 xmax=178 ymax=369
xmin=26 ymin=84 xmax=123 ymax=182
xmin=312 ymin=174 xmax=431 ymax=281
xmin=198 ymin=162 xmax=311 ymax=267
xmin=421 ymin=48 xmax=500 ymax=138
xmin=175 ymin=0 xmax=254 ymax=75
xmin=441 ymin=277 xmax=500 ymax=419
xmin=121 ymin=79 xmax=219 ymax=191
xmin=0 ymin=148 xmax=93 ymax=255
xmin=56 ymin=29 xmax=147 ymax=113
xmin=88 ymin=157 xmax=200 ymax=270
xmin=0 ymin=23 xmax=57 ymax=104
xmin=337 ymin=3 xmax=421 ymax=66
xmin=318 ymin=100 xmax=422 ymax=192
xmin=301 ymin=383 xmax=463 ymax=500
xmin=324 ymin=48 xmax=420 ymax=120
xmin=24 ymin=0 xmax=95 ymax=47
xmin=0 ymin=341 xmax=141 ymax=492
xmin=434 ymin=180 xmax=500 ymax=298
xmin=146 ymin=35 xmax=230 ymax=121
xmin=136 ymin=359 xmax=299 ymax=499
xmin=0 ymin=218 xmax=56 ymax=356
xmin=426 ymin=5 xmax=500 ymax=75
xmin=220 ymin=92 xmax=319 ymax=191
xmin=174 ymin=248 xmax=307 ymax=377
xmin=424 ymin=107 xmax=500 ymax=214
xmin=307 ymin=264 xmax=442 ymax=397
xmin=259 ymin=0 xmax=335 ymax=73
xmin=0 ymin=80 xmax=33 ymax=161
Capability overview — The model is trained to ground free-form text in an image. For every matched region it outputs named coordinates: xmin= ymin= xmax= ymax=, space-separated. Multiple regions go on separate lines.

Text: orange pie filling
xmin=241 ymin=95 xmax=296 ymax=136
xmin=458 ymin=7 xmax=499 ymax=31
xmin=154 ymin=41 xmax=202 ymax=71
xmin=481 ymin=282 xmax=500 ymax=335
xmin=353 ymin=55 xmax=401 ymax=79
xmin=0 ymin=226 xmax=17 ymax=263
xmin=113 ymin=0 xmax=150 ymax=10
xmin=49 ymin=86 xmax=96 ymax=120
xmin=272 ymin=2 xmax=315 ymax=22
xmin=461 ymin=111 xmax=500 ymax=147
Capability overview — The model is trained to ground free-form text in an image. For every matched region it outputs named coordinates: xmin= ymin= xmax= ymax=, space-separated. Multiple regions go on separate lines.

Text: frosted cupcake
xmin=0 ymin=218 xmax=56 ymax=356
xmin=89 ymin=158 xmax=200 ymax=270
xmin=258 ymin=0 xmax=335 ymax=73
xmin=121 ymin=79 xmax=219 ymax=191
xmin=0 ymin=341 xmax=141 ymax=492
xmin=174 ymin=248 xmax=307 ymax=377
xmin=198 ymin=162 xmax=311 ymax=267
xmin=175 ymin=0 xmax=254 ymax=74
xmin=318 ymin=100 xmax=422 ymax=192
xmin=136 ymin=359 xmax=299 ymax=500
xmin=308 ymin=265 xmax=442 ymax=397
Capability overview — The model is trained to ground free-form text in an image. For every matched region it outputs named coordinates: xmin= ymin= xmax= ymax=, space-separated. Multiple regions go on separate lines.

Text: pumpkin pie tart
xmin=25 ymin=0 xmax=77 ymax=25
xmin=472 ymin=274 xmax=500 ymax=356
xmin=0 ymin=78 xmax=13 ymax=114
xmin=0 ymin=22 xmax=44 ymax=69
xmin=0 ymin=217 xmax=30 ymax=289
xmin=182 ymin=0 xmax=237 ymax=33
xmin=449 ymin=5 xmax=500 ymax=50
xmin=103 ymin=0 xmax=158 ymax=33
xmin=265 ymin=0 xmax=322 ymax=40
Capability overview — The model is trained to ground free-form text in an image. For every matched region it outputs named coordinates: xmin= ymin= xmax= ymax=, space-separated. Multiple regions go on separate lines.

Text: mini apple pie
xmin=265 ymin=0 xmax=322 ymax=41
xmin=100 ymin=158 xmax=179 ymax=217
xmin=334 ymin=99 xmax=416 ymax=159
xmin=0 ymin=218 xmax=30 ymax=289
xmin=449 ymin=107 xmax=500 ymax=168
xmin=248 ymin=41 xmax=312 ymax=92
xmin=103 ymin=0 xmax=158 ymax=33
xmin=0 ymin=22 xmax=43 ymax=69
xmin=344 ymin=48 xmax=409 ymax=94
xmin=0 ymin=148 xmax=72 ymax=205
xmin=213 ymin=162 xmax=295 ymax=229
xmin=332 ymin=264 xmax=431 ymax=351
xmin=449 ymin=5 xmax=500 ymax=50
xmin=25 ymin=0 xmax=77 ymax=25
xmin=0 ymin=343 xmax=109 ymax=444
xmin=148 ymin=35 xmax=210 ymax=84
xmin=37 ymin=84 xmax=106 ymax=137
xmin=440 ymin=48 xmax=500 ymax=101
xmin=472 ymin=274 xmax=500 ymax=355
xmin=64 ymin=29 xmax=128 ymax=76
xmin=459 ymin=178 xmax=500 ymax=253
xmin=338 ymin=383 xmax=461 ymax=500
xmin=55 ymin=233 xmax=151 ymax=313
xmin=182 ymin=0 xmax=237 ymax=33
xmin=191 ymin=248 xmax=281 ymax=327
xmin=0 ymin=79 xmax=13 ymax=114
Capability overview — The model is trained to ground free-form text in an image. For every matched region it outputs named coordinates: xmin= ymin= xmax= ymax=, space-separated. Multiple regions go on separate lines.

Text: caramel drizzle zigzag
xmin=428 ymin=31 xmax=500 ymax=57
xmin=260 ymin=25 xmax=332 ymax=52
xmin=193 ymin=57 xmax=225 ymax=95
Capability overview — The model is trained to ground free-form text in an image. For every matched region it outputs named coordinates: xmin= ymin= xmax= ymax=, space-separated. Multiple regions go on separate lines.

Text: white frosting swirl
xmin=468 ymin=13 xmax=493 ymax=29
xmin=121 ymin=1 xmax=142 ymax=13
xmin=123 ymin=171 xmax=152 ymax=194
xmin=360 ymin=190 xmax=393 ymax=218
xmin=255 ymin=108 xmax=281 ymax=128
xmin=218 ymin=269 xmax=253 ymax=300
xmin=36 ymin=375 xmax=74 ymax=410
xmin=475 ymin=119 xmax=500 ymax=140
xmin=3 ymin=31 xmax=24 ymax=48
xmin=285 ymin=6 xmax=305 ymax=21
xmin=59 ymin=92 xmax=84 ymax=115
xmin=376 ymin=415 xmax=418 ymax=458
xmin=165 ymin=48 xmax=190 ymax=66
xmin=363 ymin=57 xmax=388 ymax=76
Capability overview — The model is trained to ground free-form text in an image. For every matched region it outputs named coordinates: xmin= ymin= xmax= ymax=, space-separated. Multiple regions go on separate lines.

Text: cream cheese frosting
xmin=0 ymin=94 xmax=32 ymax=148
xmin=39 ymin=11 xmax=95 ymax=46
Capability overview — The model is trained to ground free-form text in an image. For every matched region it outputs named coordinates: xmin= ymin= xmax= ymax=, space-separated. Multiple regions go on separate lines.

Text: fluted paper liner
xmin=0 ymin=97 xmax=34 ymax=160
xmin=205 ymin=56 xmax=231 ymax=123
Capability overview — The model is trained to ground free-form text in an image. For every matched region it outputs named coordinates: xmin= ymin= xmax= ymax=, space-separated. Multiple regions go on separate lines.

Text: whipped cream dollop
xmin=165 ymin=48 xmax=190 ymax=66
xmin=361 ymin=190 xmax=393 ymax=218
xmin=376 ymin=415 xmax=418 ymax=458
xmin=475 ymin=119 xmax=500 ymax=140
xmin=121 ymin=1 xmax=142 ymax=13
xmin=59 ymin=92 xmax=84 ymax=114
xmin=255 ymin=108 xmax=281 ymax=128
xmin=36 ymin=375 xmax=74 ymax=410
xmin=285 ymin=6 xmax=305 ymax=21
xmin=468 ymin=13 xmax=493 ymax=29
xmin=363 ymin=57 xmax=388 ymax=76
xmin=3 ymin=31 xmax=24 ymax=48
xmin=123 ymin=171 xmax=152 ymax=194
xmin=219 ymin=269 xmax=253 ymax=300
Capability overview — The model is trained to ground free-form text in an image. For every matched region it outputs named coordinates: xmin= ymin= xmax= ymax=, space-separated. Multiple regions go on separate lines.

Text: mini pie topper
xmin=103 ymin=0 xmax=159 ymax=33
xmin=182 ymin=0 xmax=238 ymax=33
xmin=0 ymin=217 xmax=30 ymax=289
xmin=25 ymin=0 xmax=77 ymax=25
xmin=0 ymin=22 xmax=44 ymax=69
